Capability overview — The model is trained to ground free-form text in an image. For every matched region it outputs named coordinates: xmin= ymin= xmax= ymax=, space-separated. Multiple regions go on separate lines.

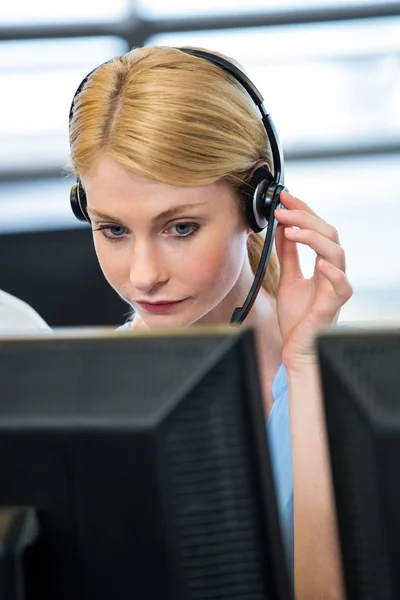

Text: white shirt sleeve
xmin=0 ymin=289 xmax=51 ymax=333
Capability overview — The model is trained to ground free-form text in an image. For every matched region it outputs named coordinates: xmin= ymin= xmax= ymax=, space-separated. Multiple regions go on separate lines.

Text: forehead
xmin=81 ymin=156 xmax=238 ymax=217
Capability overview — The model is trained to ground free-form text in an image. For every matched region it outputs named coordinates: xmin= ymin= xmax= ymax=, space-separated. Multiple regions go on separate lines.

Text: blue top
xmin=267 ymin=362 xmax=294 ymax=578
xmin=117 ymin=322 xmax=294 ymax=579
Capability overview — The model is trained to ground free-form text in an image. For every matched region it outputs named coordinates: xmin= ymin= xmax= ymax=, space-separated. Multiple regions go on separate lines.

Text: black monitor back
xmin=318 ymin=328 xmax=400 ymax=600
xmin=0 ymin=327 xmax=291 ymax=600
xmin=0 ymin=228 xmax=127 ymax=327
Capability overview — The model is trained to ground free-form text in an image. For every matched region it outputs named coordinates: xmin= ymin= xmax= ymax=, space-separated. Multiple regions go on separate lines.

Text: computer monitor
xmin=0 ymin=327 xmax=292 ymax=600
xmin=317 ymin=327 xmax=400 ymax=600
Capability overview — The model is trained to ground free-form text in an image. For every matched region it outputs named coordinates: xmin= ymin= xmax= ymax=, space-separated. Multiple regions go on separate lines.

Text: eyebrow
xmin=88 ymin=202 xmax=209 ymax=223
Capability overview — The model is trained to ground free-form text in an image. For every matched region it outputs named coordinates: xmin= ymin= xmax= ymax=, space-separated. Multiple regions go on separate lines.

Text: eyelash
xmin=94 ymin=222 xmax=200 ymax=241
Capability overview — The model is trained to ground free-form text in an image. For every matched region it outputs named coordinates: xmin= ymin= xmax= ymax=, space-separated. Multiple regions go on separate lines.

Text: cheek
xmin=92 ymin=235 xmax=128 ymax=292
xmin=179 ymin=229 xmax=247 ymax=293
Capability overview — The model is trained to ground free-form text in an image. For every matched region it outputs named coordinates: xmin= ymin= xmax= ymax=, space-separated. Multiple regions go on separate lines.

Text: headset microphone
xmin=69 ymin=48 xmax=286 ymax=325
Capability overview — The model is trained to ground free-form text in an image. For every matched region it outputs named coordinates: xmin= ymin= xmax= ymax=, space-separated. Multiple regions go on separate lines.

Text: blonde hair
xmin=69 ymin=45 xmax=279 ymax=296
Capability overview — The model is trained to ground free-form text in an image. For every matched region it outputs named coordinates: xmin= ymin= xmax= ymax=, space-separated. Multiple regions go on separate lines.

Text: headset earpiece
xmin=70 ymin=180 xmax=89 ymax=223
xmin=244 ymin=166 xmax=276 ymax=233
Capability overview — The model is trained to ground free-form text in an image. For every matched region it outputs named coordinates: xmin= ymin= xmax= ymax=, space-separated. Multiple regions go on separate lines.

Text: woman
xmin=68 ymin=45 xmax=352 ymax=599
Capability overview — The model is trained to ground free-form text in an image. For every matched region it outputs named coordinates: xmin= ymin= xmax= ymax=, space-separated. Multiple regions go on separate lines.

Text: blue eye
xmin=108 ymin=226 xmax=126 ymax=237
xmin=171 ymin=223 xmax=198 ymax=238
xmin=95 ymin=225 xmax=127 ymax=240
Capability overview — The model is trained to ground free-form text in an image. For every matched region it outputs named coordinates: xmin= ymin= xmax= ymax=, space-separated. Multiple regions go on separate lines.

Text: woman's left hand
xmin=274 ymin=190 xmax=353 ymax=372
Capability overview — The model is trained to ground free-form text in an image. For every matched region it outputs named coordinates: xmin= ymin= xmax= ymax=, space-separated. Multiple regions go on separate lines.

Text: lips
xmin=136 ymin=299 xmax=186 ymax=313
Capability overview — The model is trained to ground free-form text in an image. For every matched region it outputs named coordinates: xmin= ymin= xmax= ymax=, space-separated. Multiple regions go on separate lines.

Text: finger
xmin=284 ymin=228 xmax=346 ymax=271
xmin=318 ymin=260 xmax=353 ymax=300
xmin=275 ymin=222 xmax=303 ymax=284
xmin=279 ymin=190 xmax=318 ymax=217
xmin=275 ymin=208 xmax=339 ymax=244
xmin=314 ymin=260 xmax=353 ymax=318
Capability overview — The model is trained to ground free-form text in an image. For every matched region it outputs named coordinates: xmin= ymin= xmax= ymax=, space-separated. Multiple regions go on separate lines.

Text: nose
xmin=129 ymin=240 xmax=169 ymax=293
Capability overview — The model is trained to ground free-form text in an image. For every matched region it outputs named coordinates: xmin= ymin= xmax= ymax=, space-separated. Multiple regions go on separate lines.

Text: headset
xmin=69 ymin=48 xmax=286 ymax=325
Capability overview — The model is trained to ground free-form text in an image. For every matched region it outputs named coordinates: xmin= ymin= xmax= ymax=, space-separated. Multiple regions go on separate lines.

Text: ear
xmin=250 ymin=159 xmax=270 ymax=175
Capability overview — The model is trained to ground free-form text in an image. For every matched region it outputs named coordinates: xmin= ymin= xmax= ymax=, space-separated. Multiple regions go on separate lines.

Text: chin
xmin=137 ymin=312 xmax=193 ymax=329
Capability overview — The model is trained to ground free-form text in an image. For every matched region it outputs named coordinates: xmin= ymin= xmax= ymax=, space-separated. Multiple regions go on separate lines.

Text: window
xmin=137 ymin=0 xmax=400 ymax=19
xmin=0 ymin=37 xmax=127 ymax=173
xmin=0 ymin=0 xmax=130 ymax=24
xmin=148 ymin=17 xmax=400 ymax=151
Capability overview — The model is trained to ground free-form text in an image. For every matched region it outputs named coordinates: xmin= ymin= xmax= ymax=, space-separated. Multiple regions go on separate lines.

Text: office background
xmin=0 ymin=0 xmax=399 ymax=326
